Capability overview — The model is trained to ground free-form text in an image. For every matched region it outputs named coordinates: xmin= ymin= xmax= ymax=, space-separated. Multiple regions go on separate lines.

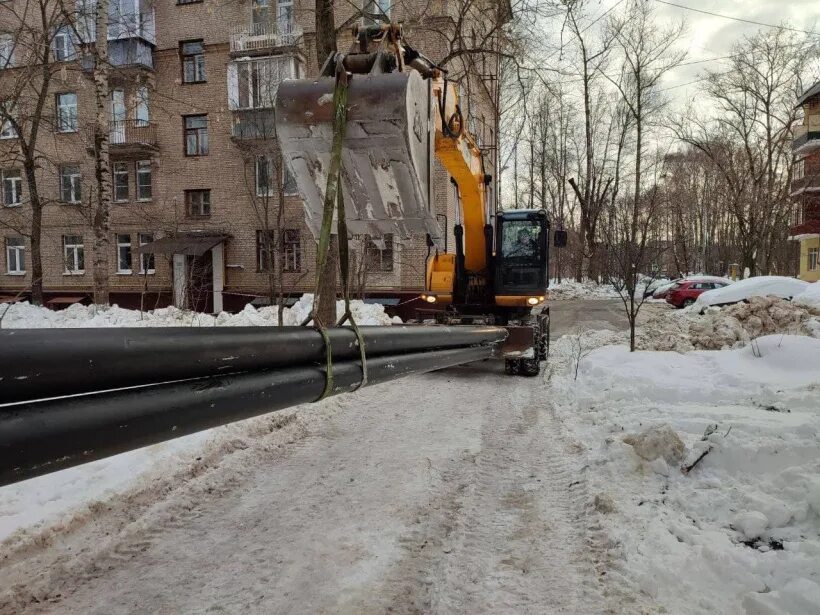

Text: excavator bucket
xmin=275 ymin=70 xmax=443 ymax=245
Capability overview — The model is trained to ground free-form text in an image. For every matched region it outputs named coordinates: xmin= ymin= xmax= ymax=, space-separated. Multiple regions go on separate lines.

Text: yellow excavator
xmin=275 ymin=25 xmax=566 ymax=376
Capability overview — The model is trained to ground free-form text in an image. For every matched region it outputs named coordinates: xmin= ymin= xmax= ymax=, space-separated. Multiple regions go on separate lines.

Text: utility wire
xmin=653 ymin=0 xmax=820 ymax=37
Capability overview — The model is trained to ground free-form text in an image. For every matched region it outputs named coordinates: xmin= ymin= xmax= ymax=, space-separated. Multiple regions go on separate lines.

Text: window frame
xmin=180 ymin=40 xmax=206 ymax=84
xmin=138 ymin=232 xmax=155 ymax=274
xmin=0 ymin=101 xmax=17 ymax=139
xmin=0 ymin=32 xmax=14 ymax=69
xmin=2 ymin=169 xmax=22 ymax=207
xmin=365 ymin=233 xmax=394 ymax=273
xmin=62 ymin=234 xmax=85 ymax=274
xmin=135 ymin=86 xmax=150 ymax=126
xmin=184 ymin=114 xmax=209 ymax=156
xmin=53 ymin=26 xmax=75 ymax=62
xmin=55 ymin=92 xmax=79 ymax=133
xmin=59 ymin=164 xmax=82 ymax=204
xmin=282 ymin=228 xmax=301 ymax=272
xmin=5 ymin=236 xmax=25 ymax=275
xmin=185 ymin=189 xmax=211 ymax=217
xmin=256 ymin=229 xmax=275 ymax=272
xmin=113 ymin=161 xmax=129 ymax=202
xmin=116 ymin=233 xmax=132 ymax=274
xmin=136 ymin=159 xmax=152 ymax=201
xmin=809 ymin=247 xmax=819 ymax=272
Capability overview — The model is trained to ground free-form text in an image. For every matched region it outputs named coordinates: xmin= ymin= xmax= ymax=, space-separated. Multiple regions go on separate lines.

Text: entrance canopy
xmin=138 ymin=233 xmax=230 ymax=256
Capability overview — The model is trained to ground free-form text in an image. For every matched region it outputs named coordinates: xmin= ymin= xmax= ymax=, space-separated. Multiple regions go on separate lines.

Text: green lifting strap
xmin=335 ymin=187 xmax=368 ymax=391
xmin=304 ymin=56 xmax=351 ymax=401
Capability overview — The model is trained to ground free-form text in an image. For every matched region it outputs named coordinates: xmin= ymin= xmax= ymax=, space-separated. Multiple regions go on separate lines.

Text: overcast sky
xmin=591 ymin=0 xmax=820 ymax=98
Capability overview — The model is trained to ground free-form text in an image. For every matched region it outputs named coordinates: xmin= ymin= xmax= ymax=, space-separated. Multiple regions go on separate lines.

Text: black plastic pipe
xmin=0 ymin=325 xmax=506 ymax=404
xmin=0 ymin=345 xmax=492 ymax=486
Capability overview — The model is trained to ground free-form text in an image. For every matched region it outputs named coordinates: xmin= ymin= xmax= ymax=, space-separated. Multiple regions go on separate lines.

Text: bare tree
xmin=603 ymin=0 xmax=685 ymax=351
xmin=0 ymin=0 xmax=72 ymax=305
xmin=674 ymin=29 xmax=813 ymax=276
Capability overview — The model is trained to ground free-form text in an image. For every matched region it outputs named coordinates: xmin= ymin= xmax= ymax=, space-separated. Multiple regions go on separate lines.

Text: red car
xmin=666 ymin=279 xmax=731 ymax=308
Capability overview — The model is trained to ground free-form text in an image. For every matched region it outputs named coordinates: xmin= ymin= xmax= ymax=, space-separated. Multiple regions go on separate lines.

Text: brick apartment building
xmin=0 ymin=0 xmax=504 ymax=313
xmin=791 ymin=81 xmax=820 ymax=282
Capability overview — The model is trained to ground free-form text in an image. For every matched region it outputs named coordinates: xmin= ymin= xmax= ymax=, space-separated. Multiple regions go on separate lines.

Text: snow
xmin=3 ymin=298 xmax=820 ymax=613
xmin=0 ymin=294 xmax=399 ymax=544
xmin=0 ymin=294 xmax=402 ymax=329
xmin=794 ymin=281 xmax=820 ymax=311
xmin=549 ymin=279 xmax=621 ymax=299
xmin=696 ymin=276 xmax=809 ymax=308
xmin=0 ymin=430 xmax=216 ymax=544
xmin=551 ymin=333 xmax=820 ymax=614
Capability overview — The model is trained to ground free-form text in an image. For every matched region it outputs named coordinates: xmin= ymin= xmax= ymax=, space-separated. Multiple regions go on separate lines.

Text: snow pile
xmin=637 ymin=296 xmax=818 ymax=351
xmin=0 ymin=294 xmax=401 ymax=329
xmin=549 ymin=279 xmax=621 ymax=300
xmin=793 ymin=281 xmax=820 ymax=312
xmin=551 ymin=334 xmax=820 ymax=614
xmin=696 ymin=276 xmax=809 ymax=308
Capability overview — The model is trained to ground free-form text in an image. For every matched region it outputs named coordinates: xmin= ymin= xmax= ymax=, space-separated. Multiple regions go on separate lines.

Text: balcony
xmin=790 ymin=175 xmax=820 ymax=197
xmin=230 ymin=21 xmax=303 ymax=54
xmin=231 ymin=110 xmax=276 ymax=141
xmin=793 ymin=115 xmax=820 ymax=154
xmin=109 ymin=120 xmax=158 ymax=153
xmin=109 ymin=38 xmax=153 ymax=70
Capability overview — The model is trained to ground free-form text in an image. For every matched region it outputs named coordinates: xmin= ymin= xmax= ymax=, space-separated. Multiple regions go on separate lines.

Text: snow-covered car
xmin=652 ymin=279 xmax=681 ymax=299
xmin=793 ymin=281 xmax=820 ymax=311
xmin=642 ymin=278 xmax=672 ymax=298
xmin=695 ymin=276 xmax=810 ymax=309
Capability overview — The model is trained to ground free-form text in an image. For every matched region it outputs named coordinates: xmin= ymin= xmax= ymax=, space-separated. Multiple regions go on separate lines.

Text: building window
xmin=53 ymin=26 xmax=75 ymax=61
xmin=5 ymin=237 xmax=25 ymax=274
xmin=181 ymin=40 xmax=206 ymax=83
xmin=116 ymin=233 xmax=132 ymax=273
xmin=795 ymin=158 xmax=805 ymax=181
xmin=138 ymin=232 xmax=155 ymax=273
xmin=255 ymin=156 xmax=279 ymax=197
xmin=135 ymin=86 xmax=150 ymax=125
xmin=60 ymin=165 xmax=82 ymax=203
xmin=363 ymin=0 xmax=391 ymax=25
xmin=365 ymin=234 xmax=394 ymax=272
xmin=277 ymin=0 xmax=294 ymax=27
xmin=184 ymin=115 xmax=208 ymax=155
xmin=284 ymin=164 xmax=297 ymax=195
xmin=2 ymin=170 xmax=22 ymax=206
xmin=283 ymin=228 xmax=300 ymax=272
xmin=252 ymin=0 xmax=270 ymax=26
xmin=113 ymin=161 xmax=129 ymax=202
xmin=0 ymin=33 xmax=13 ymax=68
xmin=56 ymin=92 xmax=78 ymax=132
xmin=186 ymin=189 xmax=211 ymax=217
xmin=63 ymin=234 xmax=85 ymax=274
xmin=136 ymin=160 xmax=152 ymax=200
xmin=257 ymin=230 xmax=274 ymax=271
xmin=231 ymin=56 xmax=297 ymax=110
xmin=810 ymin=247 xmax=819 ymax=272
xmin=0 ymin=101 xmax=17 ymax=139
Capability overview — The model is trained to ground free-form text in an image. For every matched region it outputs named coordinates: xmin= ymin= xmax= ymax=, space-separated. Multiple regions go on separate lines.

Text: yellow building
xmin=791 ymin=82 xmax=820 ymax=281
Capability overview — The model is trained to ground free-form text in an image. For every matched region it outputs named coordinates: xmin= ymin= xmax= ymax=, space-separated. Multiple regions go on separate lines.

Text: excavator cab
xmin=495 ymin=209 xmax=550 ymax=299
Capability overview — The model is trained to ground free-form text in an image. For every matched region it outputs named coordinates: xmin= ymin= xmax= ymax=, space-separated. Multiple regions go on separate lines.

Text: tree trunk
xmin=24 ymin=162 xmax=44 ymax=305
xmin=92 ymin=0 xmax=112 ymax=306
xmin=314 ymin=0 xmax=338 ymax=324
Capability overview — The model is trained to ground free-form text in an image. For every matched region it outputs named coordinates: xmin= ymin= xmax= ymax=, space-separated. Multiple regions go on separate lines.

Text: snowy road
xmin=1 ymin=300 xmax=640 ymax=614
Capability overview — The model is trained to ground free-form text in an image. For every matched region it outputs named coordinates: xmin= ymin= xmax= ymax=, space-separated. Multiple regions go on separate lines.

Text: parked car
xmin=695 ymin=276 xmax=809 ymax=309
xmin=651 ymin=279 xmax=681 ymax=299
xmin=642 ymin=277 xmax=672 ymax=298
xmin=666 ymin=278 xmax=732 ymax=308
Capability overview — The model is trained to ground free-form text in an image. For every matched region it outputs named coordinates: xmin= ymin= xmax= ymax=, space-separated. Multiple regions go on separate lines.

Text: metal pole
xmin=0 ymin=325 xmax=506 ymax=404
xmin=0 ymin=345 xmax=492 ymax=486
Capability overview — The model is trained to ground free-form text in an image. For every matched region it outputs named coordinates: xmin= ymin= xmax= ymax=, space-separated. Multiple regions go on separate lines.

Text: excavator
xmin=275 ymin=24 xmax=566 ymax=376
